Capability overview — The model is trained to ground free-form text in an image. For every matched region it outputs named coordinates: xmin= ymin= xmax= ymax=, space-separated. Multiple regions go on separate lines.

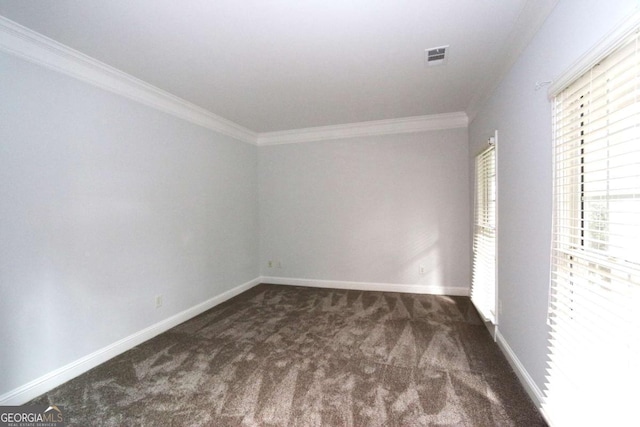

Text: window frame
xmin=471 ymin=138 xmax=497 ymax=325
xmin=544 ymin=23 xmax=640 ymax=427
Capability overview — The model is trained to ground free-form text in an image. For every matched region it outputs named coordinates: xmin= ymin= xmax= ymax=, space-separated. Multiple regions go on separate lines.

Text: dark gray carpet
xmin=30 ymin=284 xmax=546 ymax=426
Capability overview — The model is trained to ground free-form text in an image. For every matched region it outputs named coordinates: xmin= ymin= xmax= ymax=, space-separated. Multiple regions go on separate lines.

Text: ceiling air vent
xmin=425 ymin=45 xmax=449 ymax=67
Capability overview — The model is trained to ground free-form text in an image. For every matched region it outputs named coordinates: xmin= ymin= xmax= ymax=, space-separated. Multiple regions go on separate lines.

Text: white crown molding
xmin=260 ymin=276 xmax=470 ymax=296
xmin=548 ymin=9 xmax=640 ymax=98
xmin=0 ymin=16 xmax=258 ymax=145
xmin=0 ymin=15 xmax=468 ymax=146
xmin=0 ymin=277 xmax=261 ymax=405
xmin=466 ymin=0 xmax=560 ymax=123
xmin=257 ymin=112 xmax=469 ymax=146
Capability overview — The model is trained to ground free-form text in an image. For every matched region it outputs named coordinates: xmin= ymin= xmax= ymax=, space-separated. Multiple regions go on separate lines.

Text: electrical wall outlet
xmin=419 ymin=265 xmax=426 ymax=275
xmin=268 ymin=260 xmax=283 ymax=268
xmin=155 ymin=295 xmax=163 ymax=309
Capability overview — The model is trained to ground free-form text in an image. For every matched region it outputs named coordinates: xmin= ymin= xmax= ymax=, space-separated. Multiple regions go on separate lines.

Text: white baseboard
xmin=0 ymin=277 xmax=261 ymax=406
xmin=495 ymin=329 xmax=545 ymax=411
xmin=1 ymin=276 xmax=465 ymax=405
xmin=260 ymin=276 xmax=469 ymax=296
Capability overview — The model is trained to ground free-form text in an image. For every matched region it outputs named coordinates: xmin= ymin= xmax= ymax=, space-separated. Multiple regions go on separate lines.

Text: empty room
xmin=1 ymin=1 xmax=638 ymax=426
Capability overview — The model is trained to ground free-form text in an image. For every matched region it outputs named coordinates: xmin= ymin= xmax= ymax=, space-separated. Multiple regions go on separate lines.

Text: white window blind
xmin=471 ymin=144 xmax=496 ymax=323
xmin=545 ymin=31 xmax=640 ymax=427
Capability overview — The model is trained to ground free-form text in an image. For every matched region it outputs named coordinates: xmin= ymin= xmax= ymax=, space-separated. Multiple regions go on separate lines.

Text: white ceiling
xmin=0 ymin=0 xmax=558 ymax=133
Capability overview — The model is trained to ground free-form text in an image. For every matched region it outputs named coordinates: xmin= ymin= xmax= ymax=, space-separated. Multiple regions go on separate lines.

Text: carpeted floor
xmin=30 ymin=284 xmax=547 ymax=426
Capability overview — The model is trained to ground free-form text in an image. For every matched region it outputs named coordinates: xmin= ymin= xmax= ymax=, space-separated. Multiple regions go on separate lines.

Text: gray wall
xmin=469 ymin=0 xmax=638 ymax=392
xmin=0 ymin=52 xmax=259 ymax=395
xmin=259 ymin=129 xmax=470 ymax=289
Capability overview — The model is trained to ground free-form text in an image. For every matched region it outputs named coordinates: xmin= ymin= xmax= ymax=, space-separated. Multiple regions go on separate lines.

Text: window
xmin=545 ymin=31 xmax=640 ymax=426
xmin=471 ymin=142 xmax=496 ymax=323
